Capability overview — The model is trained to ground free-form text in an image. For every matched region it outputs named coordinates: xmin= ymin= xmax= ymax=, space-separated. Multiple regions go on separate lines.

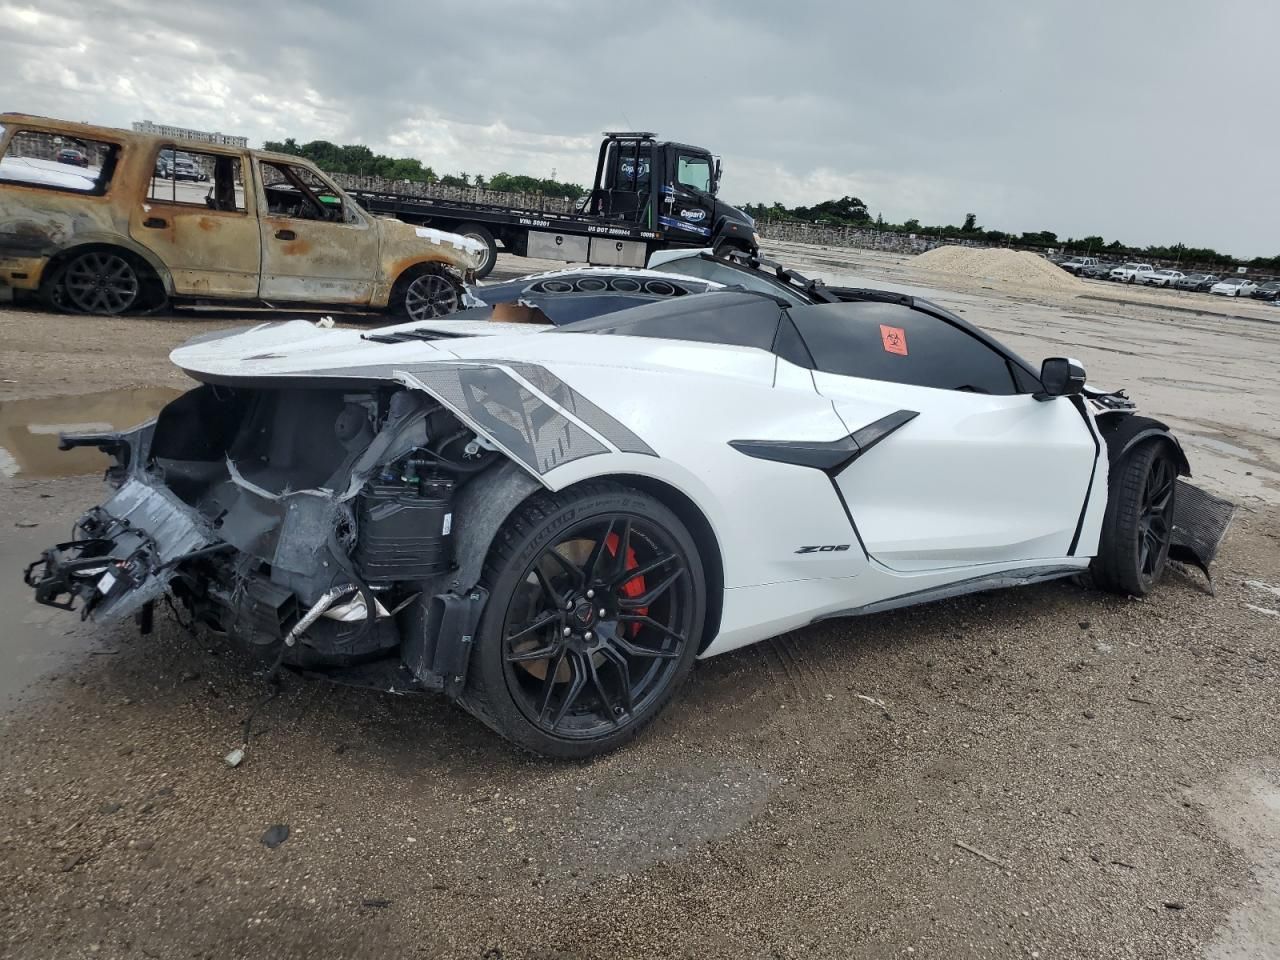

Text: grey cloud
xmin=1 ymin=0 xmax=1276 ymax=255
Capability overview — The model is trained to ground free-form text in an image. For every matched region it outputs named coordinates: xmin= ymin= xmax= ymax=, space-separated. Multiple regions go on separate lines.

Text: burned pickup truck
xmin=25 ymin=275 xmax=1234 ymax=758
xmin=0 ymin=113 xmax=483 ymax=319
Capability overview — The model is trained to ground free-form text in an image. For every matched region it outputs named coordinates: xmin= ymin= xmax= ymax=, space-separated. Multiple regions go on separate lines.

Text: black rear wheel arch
xmin=461 ymin=480 xmax=706 ymax=758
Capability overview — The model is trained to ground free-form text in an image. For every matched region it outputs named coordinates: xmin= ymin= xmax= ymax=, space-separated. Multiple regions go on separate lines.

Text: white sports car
xmin=25 ymin=260 xmax=1233 ymax=757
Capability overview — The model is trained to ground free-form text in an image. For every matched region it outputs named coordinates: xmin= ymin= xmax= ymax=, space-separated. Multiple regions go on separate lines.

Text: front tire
xmin=1091 ymin=441 xmax=1177 ymax=596
xmin=397 ymin=266 xmax=461 ymax=321
xmin=462 ymin=482 xmax=705 ymax=758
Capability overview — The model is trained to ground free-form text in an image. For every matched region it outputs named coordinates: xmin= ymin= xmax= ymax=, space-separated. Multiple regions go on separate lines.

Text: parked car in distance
xmin=1142 ymin=269 xmax=1185 ymax=287
xmin=1209 ymin=278 xmax=1259 ymax=297
xmin=1080 ymin=261 xmax=1118 ymax=280
xmin=1060 ymin=256 xmax=1099 ymax=275
xmin=1250 ymin=280 xmax=1280 ymax=301
xmin=56 ymin=147 xmax=88 ymax=166
xmin=1110 ymin=262 xmax=1155 ymax=283
xmin=1173 ymin=273 xmax=1217 ymax=291
xmin=170 ymin=155 xmax=206 ymax=182
xmin=0 ymin=112 xmax=486 ymax=317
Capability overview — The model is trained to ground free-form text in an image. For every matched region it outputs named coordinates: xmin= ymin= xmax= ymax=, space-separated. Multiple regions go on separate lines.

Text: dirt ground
xmin=1 ymin=245 xmax=1279 ymax=960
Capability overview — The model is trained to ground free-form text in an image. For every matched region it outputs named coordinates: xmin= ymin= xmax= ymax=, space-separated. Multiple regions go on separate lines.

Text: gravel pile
xmin=915 ymin=245 xmax=1082 ymax=292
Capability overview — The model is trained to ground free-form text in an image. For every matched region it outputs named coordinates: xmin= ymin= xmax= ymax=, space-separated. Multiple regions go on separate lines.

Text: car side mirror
xmin=1036 ymin=357 xmax=1086 ymax=400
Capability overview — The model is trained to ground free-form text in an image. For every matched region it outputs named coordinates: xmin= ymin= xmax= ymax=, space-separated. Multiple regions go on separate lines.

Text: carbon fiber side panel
xmin=407 ymin=363 xmax=608 ymax=475
xmin=504 ymin=362 xmax=657 ymax=456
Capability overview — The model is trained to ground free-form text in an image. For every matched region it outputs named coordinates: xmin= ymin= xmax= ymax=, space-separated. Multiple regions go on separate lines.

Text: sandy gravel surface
xmin=1 ymin=246 xmax=1279 ymax=959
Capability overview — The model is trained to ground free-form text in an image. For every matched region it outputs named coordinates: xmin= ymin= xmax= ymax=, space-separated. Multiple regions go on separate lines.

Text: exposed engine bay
xmin=24 ymin=383 xmax=530 ymax=693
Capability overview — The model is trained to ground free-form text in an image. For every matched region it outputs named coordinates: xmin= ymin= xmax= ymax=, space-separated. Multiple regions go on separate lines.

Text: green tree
xmin=962 ymin=213 xmax=978 ymax=232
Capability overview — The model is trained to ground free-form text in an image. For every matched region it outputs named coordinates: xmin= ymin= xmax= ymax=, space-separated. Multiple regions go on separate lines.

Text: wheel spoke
xmin=507 ymin=640 xmax=564 ymax=664
xmin=532 ymin=564 xmax=562 ymax=606
xmin=536 ymin=648 xmax=568 ymax=720
xmin=505 ymin=610 xmax=561 ymax=646
xmin=611 ymin=519 xmax=632 ymax=581
xmin=582 ymin=518 xmax=618 ymax=583
xmin=618 ymin=567 xmax=685 ymax=609
xmin=611 ymin=621 xmax=684 ymax=658
xmin=612 ymin=552 xmax=679 ymax=590
xmin=547 ymin=653 xmax=587 ymax=731
xmin=598 ymin=646 xmax=634 ymax=713
xmin=545 ymin=547 xmax=585 ymax=590
xmin=587 ymin=655 xmax=622 ymax=724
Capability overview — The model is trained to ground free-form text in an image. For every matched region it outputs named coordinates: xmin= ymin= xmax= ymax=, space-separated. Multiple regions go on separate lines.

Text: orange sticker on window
xmin=880 ymin=324 xmax=908 ymax=356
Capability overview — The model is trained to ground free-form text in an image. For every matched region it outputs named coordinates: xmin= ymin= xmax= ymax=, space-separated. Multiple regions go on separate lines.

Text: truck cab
xmin=583 ymin=133 xmax=756 ymax=256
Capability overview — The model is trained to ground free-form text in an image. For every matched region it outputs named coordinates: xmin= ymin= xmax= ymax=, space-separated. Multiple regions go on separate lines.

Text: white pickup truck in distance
xmin=1060 ymin=256 xmax=1099 ymax=275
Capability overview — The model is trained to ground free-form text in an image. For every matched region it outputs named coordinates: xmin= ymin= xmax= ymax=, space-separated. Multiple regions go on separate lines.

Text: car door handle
xmin=143 ymin=217 xmax=167 ymax=229
xmin=275 ymin=229 xmax=296 ymax=241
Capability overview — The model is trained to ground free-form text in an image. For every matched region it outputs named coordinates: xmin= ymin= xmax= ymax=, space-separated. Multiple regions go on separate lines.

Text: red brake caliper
xmin=605 ymin=532 xmax=646 ymax=636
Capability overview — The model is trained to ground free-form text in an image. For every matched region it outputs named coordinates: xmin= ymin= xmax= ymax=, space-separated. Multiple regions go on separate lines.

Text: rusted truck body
xmin=0 ymin=113 xmax=484 ymax=318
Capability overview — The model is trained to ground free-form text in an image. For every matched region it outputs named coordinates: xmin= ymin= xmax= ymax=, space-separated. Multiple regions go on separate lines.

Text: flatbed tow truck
xmin=346 ymin=132 xmax=759 ymax=278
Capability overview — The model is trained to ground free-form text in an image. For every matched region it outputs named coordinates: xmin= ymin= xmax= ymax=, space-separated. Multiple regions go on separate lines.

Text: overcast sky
xmin=3 ymin=0 xmax=1276 ymax=256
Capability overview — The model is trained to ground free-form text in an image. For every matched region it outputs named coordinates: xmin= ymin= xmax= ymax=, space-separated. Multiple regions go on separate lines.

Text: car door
xmin=129 ymin=144 xmax=261 ymax=298
xmin=658 ymin=147 xmax=715 ymax=243
xmin=788 ymin=301 xmax=1098 ymax=573
xmin=254 ymin=158 xmax=380 ymax=304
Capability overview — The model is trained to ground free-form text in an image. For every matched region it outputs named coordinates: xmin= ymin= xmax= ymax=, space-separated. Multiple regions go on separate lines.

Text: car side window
xmin=148 ymin=146 xmax=245 ymax=212
xmin=789 ymin=302 xmax=1021 ymax=396
xmin=260 ymin=161 xmax=355 ymax=223
xmin=0 ymin=130 xmax=120 ymax=195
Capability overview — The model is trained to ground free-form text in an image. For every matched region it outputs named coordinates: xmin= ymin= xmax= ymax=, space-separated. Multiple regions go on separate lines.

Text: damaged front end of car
xmin=24 ymin=381 xmax=538 ymax=695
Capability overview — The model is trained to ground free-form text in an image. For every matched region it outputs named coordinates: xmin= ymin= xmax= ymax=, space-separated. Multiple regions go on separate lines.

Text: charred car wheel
xmin=1091 ymin=441 xmax=1177 ymax=596
xmin=61 ymin=250 xmax=140 ymax=315
xmin=400 ymin=268 xmax=461 ymax=321
xmin=463 ymin=482 xmax=704 ymax=758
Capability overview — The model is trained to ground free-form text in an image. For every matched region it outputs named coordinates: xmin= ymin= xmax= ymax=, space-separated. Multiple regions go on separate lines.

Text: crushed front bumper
xmin=24 ymin=476 xmax=215 ymax=620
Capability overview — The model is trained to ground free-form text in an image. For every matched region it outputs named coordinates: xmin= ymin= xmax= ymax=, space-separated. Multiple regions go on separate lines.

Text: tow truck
xmin=346 ymin=132 xmax=759 ymax=278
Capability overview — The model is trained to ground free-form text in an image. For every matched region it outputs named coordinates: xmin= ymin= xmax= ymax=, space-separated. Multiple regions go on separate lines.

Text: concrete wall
xmin=757 ymin=220 xmax=943 ymax=255
xmin=328 ymin=172 xmax=577 ymax=215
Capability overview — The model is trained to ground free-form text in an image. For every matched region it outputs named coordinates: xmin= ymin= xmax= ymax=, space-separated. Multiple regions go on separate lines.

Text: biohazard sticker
xmin=880 ymin=324 xmax=908 ymax=356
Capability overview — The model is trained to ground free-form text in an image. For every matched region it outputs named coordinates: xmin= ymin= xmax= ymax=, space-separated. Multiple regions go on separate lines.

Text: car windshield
xmin=656 ymin=254 xmax=810 ymax=306
xmin=1220 ymin=279 xmax=1243 ymax=286
xmin=1121 ymin=263 xmax=1140 ymax=269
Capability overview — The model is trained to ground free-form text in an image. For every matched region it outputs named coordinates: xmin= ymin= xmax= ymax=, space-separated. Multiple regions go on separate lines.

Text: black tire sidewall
xmin=466 ymin=484 xmax=705 ymax=759
xmin=1092 ymin=441 xmax=1176 ymax=595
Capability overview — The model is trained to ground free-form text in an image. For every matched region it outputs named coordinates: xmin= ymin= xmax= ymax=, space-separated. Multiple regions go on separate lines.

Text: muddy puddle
xmin=0 ymin=387 xmax=181 ymax=478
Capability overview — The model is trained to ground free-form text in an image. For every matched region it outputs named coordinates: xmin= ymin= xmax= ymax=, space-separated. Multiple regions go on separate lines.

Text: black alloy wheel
xmin=1091 ymin=441 xmax=1178 ymax=596
xmin=61 ymin=250 xmax=140 ymax=315
xmin=1137 ymin=453 xmax=1175 ymax=580
xmin=463 ymin=483 xmax=704 ymax=758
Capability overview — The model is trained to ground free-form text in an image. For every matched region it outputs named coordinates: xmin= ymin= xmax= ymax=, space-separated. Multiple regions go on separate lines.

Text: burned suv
xmin=0 ymin=113 xmax=483 ymax=319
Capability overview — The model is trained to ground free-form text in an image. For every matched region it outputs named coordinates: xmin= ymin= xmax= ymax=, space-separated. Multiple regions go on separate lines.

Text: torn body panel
xmin=23 ymin=378 xmax=520 ymax=695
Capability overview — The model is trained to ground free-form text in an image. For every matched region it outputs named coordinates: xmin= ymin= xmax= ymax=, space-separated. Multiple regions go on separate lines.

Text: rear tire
xmin=59 ymin=249 xmax=141 ymax=315
xmin=1091 ymin=441 xmax=1177 ymax=596
xmin=456 ymin=222 xmax=497 ymax=279
xmin=461 ymin=482 xmax=705 ymax=758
